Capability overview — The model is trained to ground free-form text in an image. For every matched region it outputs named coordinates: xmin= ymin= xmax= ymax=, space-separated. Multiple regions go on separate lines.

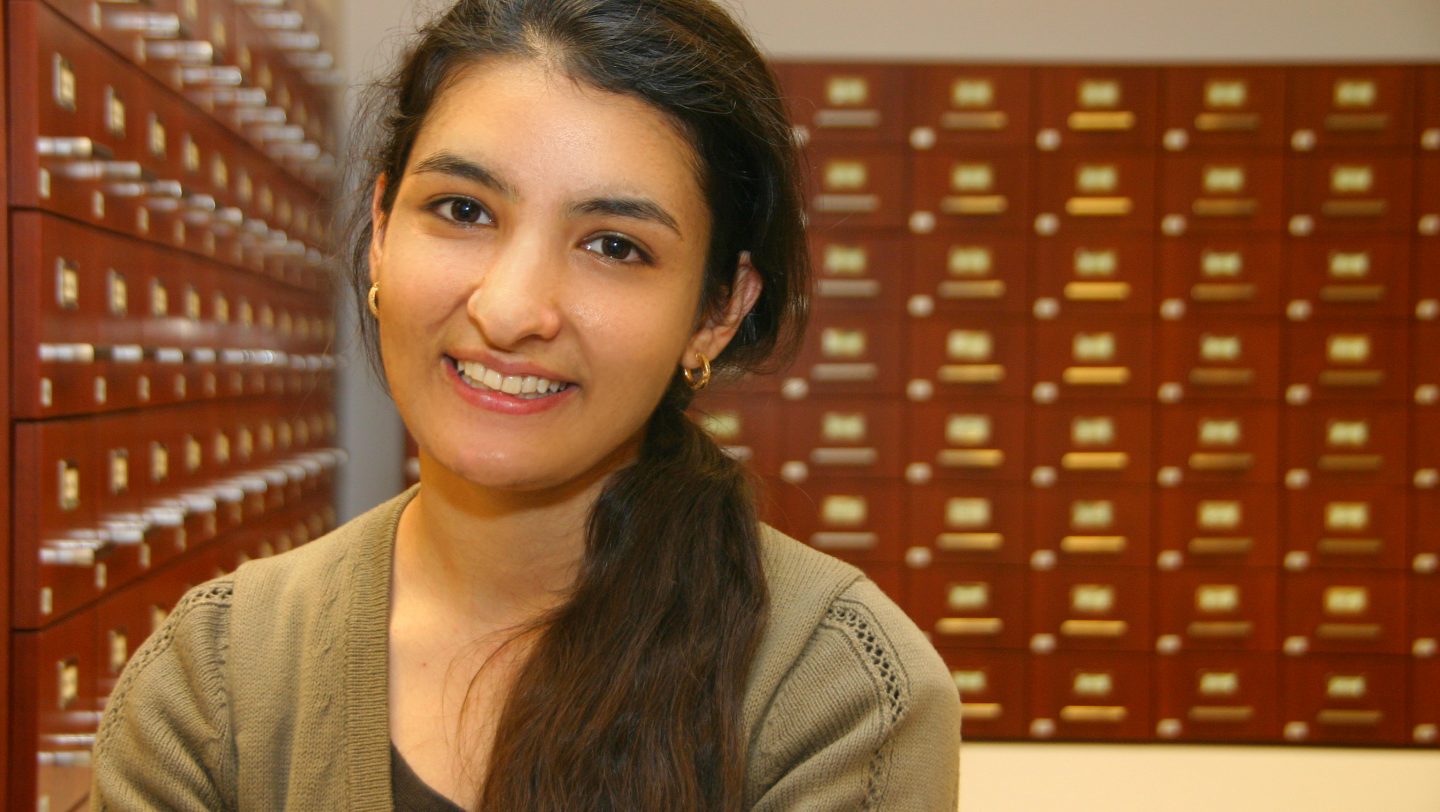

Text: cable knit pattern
xmin=92 ymin=488 xmax=961 ymax=810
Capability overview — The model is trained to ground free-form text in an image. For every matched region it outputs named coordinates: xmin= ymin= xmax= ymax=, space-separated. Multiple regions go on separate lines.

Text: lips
xmin=447 ymin=356 xmax=571 ymax=399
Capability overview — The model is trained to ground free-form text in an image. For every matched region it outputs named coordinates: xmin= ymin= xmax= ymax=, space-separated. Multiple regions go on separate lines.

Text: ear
xmin=684 ymin=252 xmax=763 ymax=365
xmin=367 ymin=175 xmax=390 ymax=286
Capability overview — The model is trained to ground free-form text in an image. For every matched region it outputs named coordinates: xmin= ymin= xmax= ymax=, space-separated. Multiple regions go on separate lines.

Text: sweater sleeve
xmin=91 ymin=580 xmax=238 ymax=812
xmin=749 ymin=578 xmax=961 ymax=811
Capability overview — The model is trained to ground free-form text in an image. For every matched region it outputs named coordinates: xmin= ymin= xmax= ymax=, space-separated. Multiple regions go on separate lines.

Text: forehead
xmin=406 ymin=57 xmax=705 ymax=208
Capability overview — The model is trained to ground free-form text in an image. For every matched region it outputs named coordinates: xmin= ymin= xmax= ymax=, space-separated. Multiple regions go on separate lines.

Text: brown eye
xmin=582 ymin=234 xmax=648 ymax=264
xmin=448 ymin=198 xmax=485 ymax=223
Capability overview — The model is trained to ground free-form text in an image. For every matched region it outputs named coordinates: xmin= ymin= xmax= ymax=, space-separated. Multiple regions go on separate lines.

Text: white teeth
xmin=455 ymin=358 xmax=567 ymax=398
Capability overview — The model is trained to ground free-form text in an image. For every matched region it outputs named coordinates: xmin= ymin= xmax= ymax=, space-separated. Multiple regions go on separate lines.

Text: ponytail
xmin=479 ymin=385 xmax=767 ymax=810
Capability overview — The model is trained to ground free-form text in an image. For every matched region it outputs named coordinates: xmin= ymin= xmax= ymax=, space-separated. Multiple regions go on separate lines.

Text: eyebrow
xmin=409 ymin=151 xmax=518 ymax=200
xmin=570 ymin=197 xmax=683 ymax=237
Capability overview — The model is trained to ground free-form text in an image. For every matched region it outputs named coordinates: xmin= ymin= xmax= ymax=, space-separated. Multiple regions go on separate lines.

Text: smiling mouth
xmin=447 ymin=356 xmax=572 ymax=400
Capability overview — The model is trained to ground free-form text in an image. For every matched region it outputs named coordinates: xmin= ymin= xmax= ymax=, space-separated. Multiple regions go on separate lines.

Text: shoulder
xmin=745 ymin=527 xmax=961 ymax=809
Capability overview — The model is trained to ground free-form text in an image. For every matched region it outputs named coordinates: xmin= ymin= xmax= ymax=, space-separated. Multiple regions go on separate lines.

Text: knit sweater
xmin=92 ymin=487 xmax=961 ymax=810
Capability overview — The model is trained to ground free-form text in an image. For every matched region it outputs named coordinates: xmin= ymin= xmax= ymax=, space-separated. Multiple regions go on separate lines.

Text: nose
xmin=467 ymin=237 xmax=564 ymax=350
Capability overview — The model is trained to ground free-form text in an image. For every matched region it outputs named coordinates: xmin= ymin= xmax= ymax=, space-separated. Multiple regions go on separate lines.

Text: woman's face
xmin=370 ymin=58 xmax=726 ymax=495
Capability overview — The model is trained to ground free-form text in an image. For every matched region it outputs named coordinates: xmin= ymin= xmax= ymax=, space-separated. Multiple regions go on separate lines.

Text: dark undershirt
xmin=390 ymin=743 xmax=468 ymax=812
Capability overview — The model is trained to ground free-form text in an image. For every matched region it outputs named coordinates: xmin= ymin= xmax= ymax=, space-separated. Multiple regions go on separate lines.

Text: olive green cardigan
xmin=92 ymin=487 xmax=961 ymax=810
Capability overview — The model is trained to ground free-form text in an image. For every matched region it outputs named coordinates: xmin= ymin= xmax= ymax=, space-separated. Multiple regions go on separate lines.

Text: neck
xmin=395 ymin=452 xmax=616 ymax=629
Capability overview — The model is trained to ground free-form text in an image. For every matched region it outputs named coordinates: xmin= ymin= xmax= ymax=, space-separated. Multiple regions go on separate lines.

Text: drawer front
xmin=935 ymin=648 xmax=1028 ymax=739
xmin=689 ymin=393 xmax=783 ymax=478
xmin=1161 ymin=67 xmax=1287 ymax=151
xmin=1036 ymin=68 xmax=1160 ymax=149
xmin=1156 ymin=320 xmax=1282 ymax=402
xmin=905 ymin=482 xmax=1027 ymax=565
xmin=1028 ymin=484 xmax=1152 ymax=568
xmin=1155 ymin=402 xmax=1280 ymax=485
xmin=1280 ymin=654 xmax=1410 ymax=745
xmin=790 ymin=315 xmax=904 ymax=397
xmin=1283 ymin=485 xmax=1409 ymax=570
xmin=1287 ymin=66 xmax=1417 ymax=150
xmin=1154 ymin=651 xmax=1280 ymax=741
xmin=1032 ymin=318 xmax=1154 ymax=401
xmin=1286 ymin=154 xmax=1415 ymax=234
xmin=779 ymin=398 xmax=906 ymax=479
xmin=1155 ymin=484 xmax=1281 ymax=569
xmin=11 ymin=609 xmax=100 ymax=812
xmin=1157 ymin=237 xmax=1283 ymax=319
xmin=777 ymin=63 xmax=909 ymax=144
xmin=909 ymin=65 xmax=1033 ymax=147
xmin=1282 ymin=402 xmax=1409 ymax=485
xmin=804 ymin=147 xmax=909 ymax=229
xmin=1412 ymin=572 xmax=1440 ymax=655
xmin=1030 ymin=401 xmax=1153 ymax=484
xmin=1029 ymin=567 xmax=1152 ymax=652
xmin=906 ymin=401 xmax=1027 ymax=483
xmin=1033 ymin=235 xmax=1155 ymax=317
xmin=1281 ymin=571 xmax=1408 ymax=655
xmin=1285 ymin=322 xmax=1410 ymax=403
xmin=906 ymin=316 xmax=1027 ymax=400
xmin=808 ymin=235 xmax=910 ymax=313
xmin=907 ymin=565 xmax=1027 ymax=649
xmin=910 ymin=236 xmax=1030 ymax=315
xmin=769 ymin=478 xmax=905 ymax=565
xmin=1034 ymin=152 xmax=1158 ymax=234
xmin=910 ymin=148 xmax=1031 ymax=233
xmin=1413 ymin=655 xmax=1440 ymax=746
xmin=1159 ymin=153 xmax=1285 ymax=234
xmin=1285 ymin=237 xmax=1412 ymax=319
xmin=1029 ymin=651 xmax=1152 ymax=740
xmin=1155 ymin=569 xmax=1279 ymax=653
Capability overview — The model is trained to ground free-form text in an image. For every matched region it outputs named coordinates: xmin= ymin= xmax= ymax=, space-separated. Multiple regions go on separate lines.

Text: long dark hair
xmin=342 ymin=0 xmax=809 ymax=807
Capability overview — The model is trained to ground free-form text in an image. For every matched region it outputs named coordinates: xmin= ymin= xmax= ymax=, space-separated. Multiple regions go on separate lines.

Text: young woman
xmin=92 ymin=1 xmax=961 ymax=809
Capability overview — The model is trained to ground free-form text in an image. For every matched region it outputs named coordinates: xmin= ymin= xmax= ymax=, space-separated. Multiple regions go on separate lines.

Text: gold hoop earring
xmin=367 ymin=283 xmax=380 ymax=317
xmin=682 ymin=352 xmax=711 ymax=391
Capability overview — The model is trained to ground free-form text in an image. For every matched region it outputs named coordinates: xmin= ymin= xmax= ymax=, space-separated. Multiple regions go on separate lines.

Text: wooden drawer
xmin=10 ymin=609 xmax=100 ymax=812
xmin=1032 ymin=318 xmax=1153 ymax=401
xmin=1155 ymin=651 xmax=1280 ymax=742
xmin=905 ymin=316 xmax=1027 ymax=400
xmin=909 ymin=235 xmax=1030 ymax=316
xmin=1286 ymin=153 xmax=1415 ymax=234
xmin=1029 ymin=651 xmax=1152 ymax=740
xmin=768 ymin=477 xmax=905 ymax=566
xmin=904 ymin=482 xmax=1026 ymax=565
xmin=788 ymin=313 xmax=905 ymax=398
xmin=1159 ymin=153 xmax=1285 ymax=234
xmin=1287 ymin=66 xmax=1417 ymax=151
xmin=1155 ymin=484 xmax=1281 ymax=569
xmin=1029 ymin=567 xmax=1152 ymax=653
xmin=1413 ymin=656 xmax=1440 ymax=747
xmin=1161 ymin=67 xmax=1287 ymax=151
xmin=1157 ymin=237 xmax=1283 ymax=319
xmin=935 ymin=648 xmax=1028 ymax=739
xmin=905 ymin=401 xmax=1027 ymax=483
xmin=807 ymin=234 xmax=909 ymax=313
xmin=1281 ymin=570 xmax=1408 ymax=655
xmin=777 ymin=63 xmax=909 ymax=145
xmin=1033 ymin=235 xmax=1155 ymax=317
xmin=779 ymin=397 xmax=906 ymax=480
xmin=1280 ymin=654 xmax=1409 ymax=745
xmin=910 ymin=148 xmax=1031 ymax=234
xmin=1285 ymin=322 xmax=1410 ymax=403
xmin=1155 ymin=402 xmax=1280 ymax=485
xmin=1034 ymin=152 xmax=1158 ymax=235
xmin=907 ymin=564 xmax=1027 ymax=649
xmin=689 ymin=392 xmax=783 ymax=478
xmin=1285 ymin=236 xmax=1412 ymax=320
xmin=1035 ymin=67 xmax=1160 ymax=150
xmin=909 ymin=65 xmax=1033 ymax=148
xmin=1028 ymin=484 xmax=1151 ymax=568
xmin=1030 ymin=401 xmax=1153 ymax=485
xmin=803 ymin=146 xmax=908 ymax=230
xmin=1155 ymin=569 xmax=1279 ymax=653
xmin=1282 ymin=402 xmax=1409 ymax=485
xmin=1283 ymin=484 xmax=1409 ymax=571
xmin=1156 ymin=320 xmax=1282 ymax=402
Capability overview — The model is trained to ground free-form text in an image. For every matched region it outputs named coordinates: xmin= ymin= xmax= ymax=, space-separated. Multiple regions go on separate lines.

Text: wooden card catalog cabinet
xmin=1033 ymin=321 xmax=1153 ymax=401
xmin=1029 ymin=652 xmax=1152 ymax=740
xmin=911 ymin=150 xmax=1029 ymax=232
xmin=1285 ymin=238 xmax=1411 ymax=318
xmin=1287 ymin=155 xmax=1414 ymax=234
xmin=1156 ymin=403 xmax=1279 ymax=485
xmin=1029 ymin=485 xmax=1150 ymax=567
xmin=806 ymin=148 xmax=908 ymax=229
xmin=1033 ymin=238 xmax=1154 ymax=316
xmin=778 ymin=64 xmax=907 ymax=143
xmin=1283 ymin=485 xmax=1407 ymax=570
xmin=1285 ymin=324 xmax=1409 ymax=402
xmin=908 ymin=565 xmax=1025 ymax=649
xmin=907 ymin=319 xmax=1026 ymax=399
xmin=1282 ymin=571 xmax=1407 ymax=655
xmin=1029 ymin=569 xmax=1151 ymax=652
xmin=809 ymin=237 xmax=906 ymax=310
xmin=937 ymin=650 xmax=1028 ymax=738
xmin=905 ymin=403 xmax=1026 ymax=482
xmin=1156 ymin=570 xmax=1278 ymax=652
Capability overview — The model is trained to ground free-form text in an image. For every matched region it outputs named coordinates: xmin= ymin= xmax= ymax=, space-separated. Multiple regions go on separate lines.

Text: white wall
xmin=332 ymin=3 xmax=1440 ymax=806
